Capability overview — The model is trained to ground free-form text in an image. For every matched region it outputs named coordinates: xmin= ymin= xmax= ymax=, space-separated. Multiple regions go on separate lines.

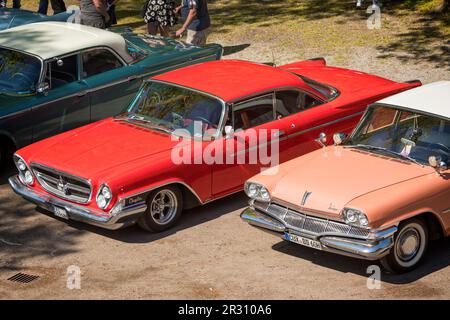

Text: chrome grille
xmin=32 ymin=164 xmax=92 ymax=204
xmin=255 ymin=201 xmax=370 ymax=239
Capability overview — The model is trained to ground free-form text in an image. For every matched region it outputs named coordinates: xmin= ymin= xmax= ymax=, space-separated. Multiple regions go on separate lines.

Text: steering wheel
xmin=11 ymin=72 xmax=33 ymax=85
xmin=430 ymin=143 xmax=450 ymax=153
xmin=190 ymin=115 xmax=217 ymax=128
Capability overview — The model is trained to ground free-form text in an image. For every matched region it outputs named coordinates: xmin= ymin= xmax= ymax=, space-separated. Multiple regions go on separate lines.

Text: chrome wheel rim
xmin=149 ymin=190 xmax=178 ymax=225
xmin=395 ymin=227 xmax=421 ymax=262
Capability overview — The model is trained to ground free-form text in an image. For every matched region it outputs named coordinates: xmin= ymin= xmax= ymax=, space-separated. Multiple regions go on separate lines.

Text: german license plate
xmin=53 ymin=206 xmax=69 ymax=220
xmin=285 ymin=232 xmax=322 ymax=250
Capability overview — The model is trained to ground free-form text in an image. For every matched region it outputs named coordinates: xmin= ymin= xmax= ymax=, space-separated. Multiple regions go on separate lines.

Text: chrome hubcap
xmin=396 ymin=228 xmax=420 ymax=262
xmin=150 ymin=190 xmax=177 ymax=225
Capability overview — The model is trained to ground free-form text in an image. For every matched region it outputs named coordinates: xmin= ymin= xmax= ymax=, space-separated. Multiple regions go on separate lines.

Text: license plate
xmin=285 ymin=232 xmax=322 ymax=250
xmin=53 ymin=206 xmax=69 ymax=220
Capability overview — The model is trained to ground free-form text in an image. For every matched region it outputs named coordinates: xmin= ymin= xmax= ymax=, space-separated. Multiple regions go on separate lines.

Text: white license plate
xmin=53 ymin=206 xmax=69 ymax=220
xmin=285 ymin=233 xmax=322 ymax=250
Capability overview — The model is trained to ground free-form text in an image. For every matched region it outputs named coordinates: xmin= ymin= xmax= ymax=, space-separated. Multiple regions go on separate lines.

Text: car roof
xmin=376 ymin=81 xmax=450 ymax=119
xmin=0 ymin=22 xmax=133 ymax=63
xmin=152 ymin=60 xmax=310 ymax=102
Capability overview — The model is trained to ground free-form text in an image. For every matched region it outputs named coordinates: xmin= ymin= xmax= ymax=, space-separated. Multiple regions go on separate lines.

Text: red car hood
xmin=26 ymin=119 xmax=179 ymax=178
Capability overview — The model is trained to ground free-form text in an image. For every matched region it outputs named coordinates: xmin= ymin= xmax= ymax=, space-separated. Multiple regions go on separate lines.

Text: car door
xmin=32 ymin=53 xmax=91 ymax=142
xmin=80 ymin=47 xmax=142 ymax=122
xmin=211 ymin=93 xmax=291 ymax=196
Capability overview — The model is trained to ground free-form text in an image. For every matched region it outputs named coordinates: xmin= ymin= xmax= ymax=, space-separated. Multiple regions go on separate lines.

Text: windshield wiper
xmin=344 ymin=144 xmax=424 ymax=167
xmin=114 ymin=115 xmax=173 ymax=135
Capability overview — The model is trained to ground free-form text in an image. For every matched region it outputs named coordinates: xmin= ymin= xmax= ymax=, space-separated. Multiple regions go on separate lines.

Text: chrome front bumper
xmin=9 ymin=175 xmax=146 ymax=230
xmin=240 ymin=206 xmax=397 ymax=261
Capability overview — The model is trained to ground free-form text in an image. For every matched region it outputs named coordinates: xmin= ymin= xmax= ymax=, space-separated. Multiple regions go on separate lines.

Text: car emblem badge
xmin=57 ymin=176 xmax=69 ymax=195
xmin=328 ymin=203 xmax=338 ymax=211
xmin=301 ymin=191 xmax=312 ymax=206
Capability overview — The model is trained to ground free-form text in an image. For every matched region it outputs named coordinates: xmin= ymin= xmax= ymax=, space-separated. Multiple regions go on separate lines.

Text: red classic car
xmin=9 ymin=59 xmax=420 ymax=232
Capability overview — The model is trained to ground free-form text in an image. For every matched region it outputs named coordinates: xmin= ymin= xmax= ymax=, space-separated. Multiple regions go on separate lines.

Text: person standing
xmin=175 ymin=0 xmax=210 ymax=46
xmin=38 ymin=0 xmax=67 ymax=15
xmin=80 ymin=0 xmax=110 ymax=29
xmin=143 ymin=0 xmax=177 ymax=37
xmin=106 ymin=0 xmax=118 ymax=27
xmin=0 ymin=0 xmax=21 ymax=9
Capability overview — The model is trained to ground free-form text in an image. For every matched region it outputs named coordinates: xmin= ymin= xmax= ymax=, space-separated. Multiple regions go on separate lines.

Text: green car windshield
xmin=0 ymin=48 xmax=42 ymax=95
xmin=347 ymin=105 xmax=450 ymax=165
xmin=122 ymin=81 xmax=224 ymax=138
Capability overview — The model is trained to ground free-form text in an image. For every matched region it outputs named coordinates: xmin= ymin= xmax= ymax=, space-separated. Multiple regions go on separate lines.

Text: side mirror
xmin=36 ymin=82 xmax=50 ymax=95
xmin=428 ymin=156 xmax=448 ymax=172
xmin=315 ymin=132 xmax=327 ymax=148
xmin=224 ymin=125 xmax=235 ymax=140
xmin=333 ymin=133 xmax=347 ymax=145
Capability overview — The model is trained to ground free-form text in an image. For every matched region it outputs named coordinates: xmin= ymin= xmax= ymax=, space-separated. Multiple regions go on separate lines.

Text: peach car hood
xmin=269 ymin=147 xmax=435 ymax=217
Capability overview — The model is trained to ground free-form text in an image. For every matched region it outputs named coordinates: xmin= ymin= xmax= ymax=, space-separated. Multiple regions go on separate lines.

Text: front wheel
xmin=380 ymin=218 xmax=428 ymax=274
xmin=137 ymin=185 xmax=183 ymax=233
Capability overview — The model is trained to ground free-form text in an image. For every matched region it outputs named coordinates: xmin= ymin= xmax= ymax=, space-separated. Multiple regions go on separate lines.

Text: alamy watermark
xmin=170 ymin=121 xmax=280 ymax=175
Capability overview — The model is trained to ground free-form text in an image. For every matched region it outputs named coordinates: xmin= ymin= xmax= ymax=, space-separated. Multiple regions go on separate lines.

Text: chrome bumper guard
xmin=240 ymin=206 xmax=397 ymax=261
xmin=9 ymin=175 xmax=146 ymax=230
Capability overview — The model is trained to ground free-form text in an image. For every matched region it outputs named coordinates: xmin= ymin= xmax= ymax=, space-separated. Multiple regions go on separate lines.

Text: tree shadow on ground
xmin=272 ymin=236 xmax=450 ymax=284
xmin=0 ymin=168 xmax=84 ymax=273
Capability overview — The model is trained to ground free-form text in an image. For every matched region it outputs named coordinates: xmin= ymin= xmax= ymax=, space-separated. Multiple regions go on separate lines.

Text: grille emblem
xmin=300 ymin=191 xmax=312 ymax=206
xmin=57 ymin=176 xmax=69 ymax=195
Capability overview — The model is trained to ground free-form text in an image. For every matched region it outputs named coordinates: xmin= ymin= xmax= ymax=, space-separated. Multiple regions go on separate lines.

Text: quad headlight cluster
xmin=14 ymin=155 xmax=34 ymax=186
xmin=342 ymin=208 xmax=369 ymax=228
xmin=244 ymin=182 xmax=271 ymax=202
xmin=96 ymin=184 xmax=113 ymax=210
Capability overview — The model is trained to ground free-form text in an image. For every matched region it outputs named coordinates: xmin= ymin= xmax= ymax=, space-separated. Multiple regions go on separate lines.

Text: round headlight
xmin=346 ymin=209 xmax=358 ymax=223
xmin=17 ymin=160 xmax=27 ymax=171
xmin=260 ymin=187 xmax=270 ymax=201
xmin=96 ymin=185 xmax=112 ymax=209
xmin=359 ymin=215 xmax=369 ymax=227
xmin=247 ymin=184 xmax=258 ymax=198
xmin=24 ymin=170 xmax=34 ymax=185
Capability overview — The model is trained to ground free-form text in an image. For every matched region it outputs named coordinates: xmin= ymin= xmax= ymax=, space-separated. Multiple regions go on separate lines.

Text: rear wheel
xmin=137 ymin=185 xmax=183 ymax=233
xmin=380 ymin=218 xmax=428 ymax=273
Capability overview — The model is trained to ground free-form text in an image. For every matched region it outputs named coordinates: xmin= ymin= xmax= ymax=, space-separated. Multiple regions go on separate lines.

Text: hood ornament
xmin=301 ymin=191 xmax=312 ymax=206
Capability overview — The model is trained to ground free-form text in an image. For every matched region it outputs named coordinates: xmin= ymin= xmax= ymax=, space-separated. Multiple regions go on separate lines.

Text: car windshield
xmin=0 ymin=48 xmax=42 ymax=95
xmin=346 ymin=105 xmax=450 ymax=166
xmin=121 ymin=81 xmax=224 ymax=138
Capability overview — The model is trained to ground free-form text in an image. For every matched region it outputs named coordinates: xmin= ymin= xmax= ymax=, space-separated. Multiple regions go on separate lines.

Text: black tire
xmin=380 ymin=218 xmax=428 ymax=274
xmin=0 ymin=142 xmax=12 ymax=172
xmin=137 ymin=185 xmax=183 ymax=233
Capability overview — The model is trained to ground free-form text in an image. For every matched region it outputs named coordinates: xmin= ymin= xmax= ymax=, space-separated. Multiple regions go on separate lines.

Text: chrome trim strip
xmin=443 ymin=208 xmax=450 ymax=214
xmin=287 ymin=111 xmax=365 ymax=139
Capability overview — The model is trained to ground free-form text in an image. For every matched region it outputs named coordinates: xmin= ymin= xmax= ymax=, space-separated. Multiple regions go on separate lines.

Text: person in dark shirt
xmin=175 ymin=0 xmax=210 ymax=46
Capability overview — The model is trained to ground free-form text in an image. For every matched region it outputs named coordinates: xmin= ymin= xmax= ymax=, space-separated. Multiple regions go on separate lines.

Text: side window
xmin=45 ymin=55 xmax=78 ymax=89
xmin=275 ymin=90 xmax=323 ymax=118
xmin=81 ymin=48 xmax=123 ymax=78
xmin=233 ymin=94 xmax=275 ymax=130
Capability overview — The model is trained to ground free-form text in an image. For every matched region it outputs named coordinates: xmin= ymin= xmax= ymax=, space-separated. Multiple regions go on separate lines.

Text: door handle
xmin=77 ymin=91 xmax=87 ymax=97
xmin=127 ymin=75 xmax=139 ymax=81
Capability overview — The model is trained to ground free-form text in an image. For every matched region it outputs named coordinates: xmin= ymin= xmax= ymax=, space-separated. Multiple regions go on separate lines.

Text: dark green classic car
xmin=0 ymin=22 xmax=222 ymax=168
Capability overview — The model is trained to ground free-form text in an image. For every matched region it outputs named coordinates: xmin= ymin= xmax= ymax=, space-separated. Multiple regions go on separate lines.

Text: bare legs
xmin=147 ymin=22 xmax=170 ymax=37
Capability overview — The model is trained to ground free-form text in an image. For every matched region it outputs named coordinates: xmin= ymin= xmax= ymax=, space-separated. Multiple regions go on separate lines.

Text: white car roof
xmin=376 ymin=81 xmax=450 ymax=119
xmin=0 ymin=22 xmax=133 ymax=63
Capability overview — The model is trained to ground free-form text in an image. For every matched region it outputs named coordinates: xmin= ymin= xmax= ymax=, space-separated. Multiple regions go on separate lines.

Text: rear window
xmin=298 ymin=75 xmax=339 ymax=101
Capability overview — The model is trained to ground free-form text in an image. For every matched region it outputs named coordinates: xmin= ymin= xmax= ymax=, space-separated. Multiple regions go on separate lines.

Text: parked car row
xmin=2 ymin=22 xmax=448 ymax=274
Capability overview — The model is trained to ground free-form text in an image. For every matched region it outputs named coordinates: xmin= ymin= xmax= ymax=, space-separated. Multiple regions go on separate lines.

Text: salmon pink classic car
xmin=241 ymin=81 xmax=449 ymax=273
xmin=9 ymin=59 xmax=419 ymax=233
